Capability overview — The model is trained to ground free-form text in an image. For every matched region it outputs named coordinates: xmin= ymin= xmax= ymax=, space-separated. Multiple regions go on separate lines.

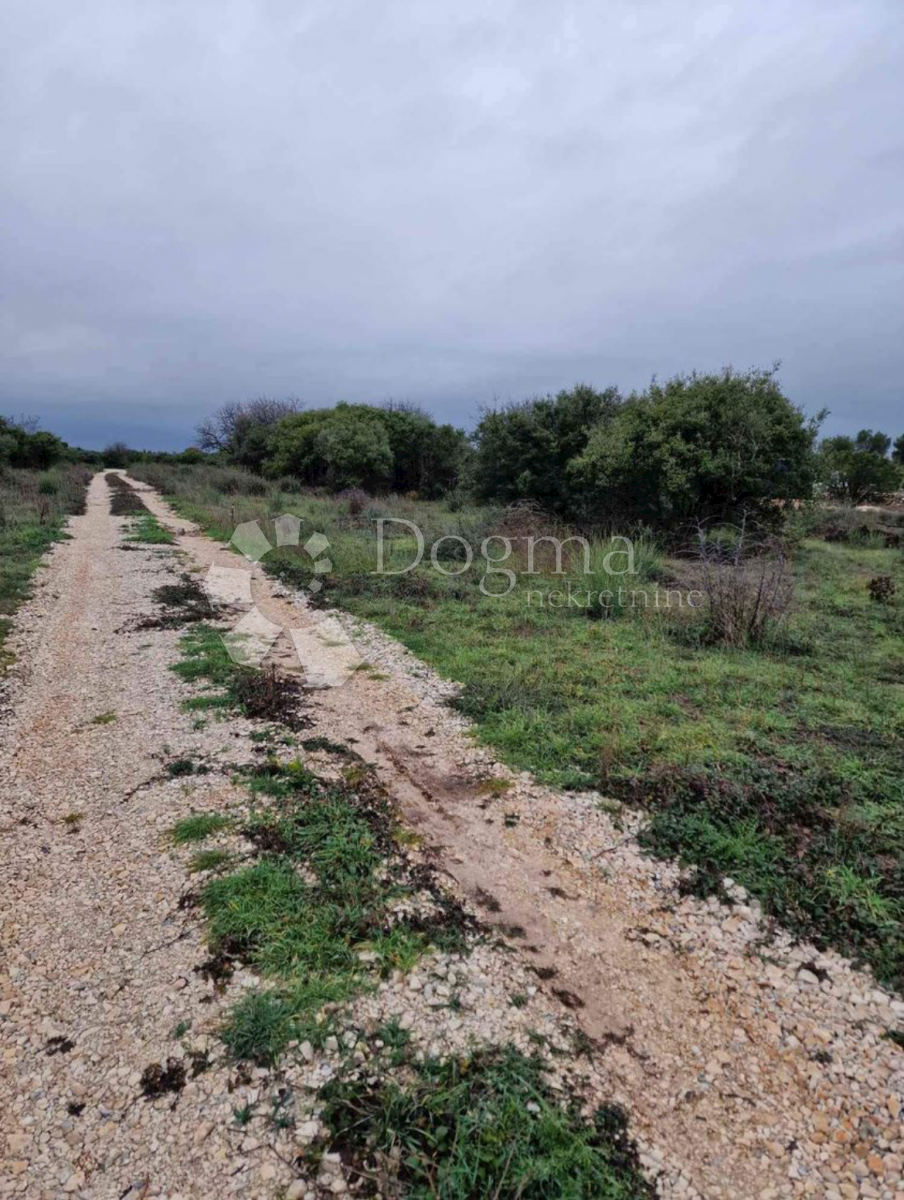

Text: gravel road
xmin=1 ymin=471 xmax=902 ymax=1200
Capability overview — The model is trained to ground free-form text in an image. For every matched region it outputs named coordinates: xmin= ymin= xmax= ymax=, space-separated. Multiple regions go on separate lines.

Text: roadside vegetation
xmin=0 ymin=462 xmax=91 ymax=663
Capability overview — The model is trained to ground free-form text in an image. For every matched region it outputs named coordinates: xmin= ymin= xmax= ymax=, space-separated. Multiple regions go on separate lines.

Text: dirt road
xmin=1 ymin=472 xmax=902 ymax=1200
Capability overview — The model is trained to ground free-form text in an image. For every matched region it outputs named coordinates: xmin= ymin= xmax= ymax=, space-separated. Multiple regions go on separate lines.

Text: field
xmin=127 ymin=462 xmax=904 ymax=991
xmin=0 ymin=464 xmax=91 ymax=664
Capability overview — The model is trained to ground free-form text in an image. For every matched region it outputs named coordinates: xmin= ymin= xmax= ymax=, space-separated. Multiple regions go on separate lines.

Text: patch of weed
xmin=636 ymin=761 xmax=904 ymax=990
xmin=478 ymin=776 xmax=514 ymax=797
xmin=170 ymin=813 xmax=232 ymax=845
xmin=302 ymin=735 xmax=358 ymax=759
xmin=173 ymin=625 xmax=308 ymax=727
xmin=166 ymin=757 xmax=209 ymax=777
xmin=126 ymin=513 xmax=174 ymax=545
xmin=374 ymin=1017 xmax=412 ymax=1065
xmin=45 ymin=1036 xmax=74 ymax=1056
xmin=0 ymin=465 xmax=90 ymax=663
xmin=194 ymin=760 xmax=479 ymax=1063
xmin=319 ymin=1046 xmax=655 ymax=1198
xmin=188 ymin=848 xmax=234 ymax=874
xmin=105 ymin=472 xmax=148 ymax=516
xmin=138 ymin=575 xmax=218 ymax=628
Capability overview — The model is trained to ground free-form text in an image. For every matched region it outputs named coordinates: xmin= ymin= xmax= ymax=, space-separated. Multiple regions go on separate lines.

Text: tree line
xmin=191 ymin=369 xmax=904 ymax=529
xmin=4 ymin=366 xmax=902 ymax=532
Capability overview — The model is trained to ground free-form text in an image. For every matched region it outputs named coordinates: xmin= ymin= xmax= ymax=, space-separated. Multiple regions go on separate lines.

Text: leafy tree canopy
xmin=265 ymin=403 xmax=469 ymax=495
xmin=569 ymin=366 xmax=821 ymax=529
xmin=471 ymin=384 xmax=620 ymax=513
xmin=0 ymin=417 xmax=68 ymax=469
xmin=817 ymin=429 xmax=901 ymax=503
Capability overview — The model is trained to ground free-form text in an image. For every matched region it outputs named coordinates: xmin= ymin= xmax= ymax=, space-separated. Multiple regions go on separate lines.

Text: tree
xmin=0 ymin=417 xmax=67 ymax=469
xmin=854 ymin=429 xmax=892 ymax=457
xmin=570 ymin=366 xmax=820 ymax=530
xmin=265 ymin=403 xmax=468 ymax=494
xmin=377 ymin=407 xmax=469 ymax=496
xmin=196 ymin=397 xmax=302 ymax=471
xmin=817 ymin=432 xmax=900 ymax=503
xmin=103 ymin=441 xmax=132 ymax=468
xmin=471 ymin=384 xmax=620 ymax=513
xmin=267 ymin=405 xmax=393 ymax=490
xmin=892 ymin=434 xmax=904 ymax=466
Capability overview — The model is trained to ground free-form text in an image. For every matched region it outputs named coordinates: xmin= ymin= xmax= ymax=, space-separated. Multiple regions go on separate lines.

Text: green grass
xmin=131 ymin=462 xmax=904 ymax=989
xmin=319 ymin=1046 xmax=655 ymax=1199
xmin=0 ymin=465 xmax=91 ymax=664
xmin=187 ymin=848 xmax=234 ymax=874
xmin=126 ymin=512 xmax=174 ymax=544
xmin=166 ymin=608 xmax=475 ymax=1066
xmin=170 ymin=813 xmax=232 ymax=844
xmin=171 ymin=623 xmax=307 ymax=725
xmin=195 ymin=758 xmax=473 ymax=1063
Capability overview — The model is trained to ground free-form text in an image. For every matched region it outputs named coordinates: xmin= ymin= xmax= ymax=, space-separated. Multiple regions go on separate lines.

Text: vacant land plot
xmin=129 ymin=462 xmax=904 ymax=992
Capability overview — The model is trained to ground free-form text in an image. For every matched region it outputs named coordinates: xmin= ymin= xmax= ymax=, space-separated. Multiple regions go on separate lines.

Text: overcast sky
xmin=1 ymin=0 xmax=902 ymax=449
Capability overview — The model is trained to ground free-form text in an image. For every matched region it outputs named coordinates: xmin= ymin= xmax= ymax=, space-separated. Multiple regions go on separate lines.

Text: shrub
xmin=817 ymin=431 xmax=901 ymax=504
xmin=0 ymin=418 xmax=68 ymax=469
xmin=337 ymin=487 xmax=370 ymax=515
xmin=103 ymin=441 xmax=133 ymax=468
xmin=471 ymin=384 xmax=620 ymax=514
xmin=868 ymin=576 xmax=896 ymax=604
xmin=570 ymin=366 xmax=820 ymax=532
xmin=195 ymin=397 xmax=303 ymax=473
xmin=265 ymin=403 xmax=468 ymax=495
xmin=690 ymin=520 xmax=793 ymax=647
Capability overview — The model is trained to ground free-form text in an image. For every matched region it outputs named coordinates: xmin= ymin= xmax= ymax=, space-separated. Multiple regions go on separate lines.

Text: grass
xmin=187 ymin=848 xmax=234 ymax=874
xmin=126 ymin=512 xmax=174 ymax=544
xmin=197 ymin=757 xmax=475 ymax=1063
xmin=130 ymin=462 xmax=904 ymax=989
xmin=164 ymin=607 xmax=475 ymax=1066
xmin=0 ymin=465 xmax=91 ymax=664
xmin=170 ymin=813 xmax=232 ymax=844
xmin=172 ymin=623 xmax=308 ymax=725
xmin=319 ymin=1045 xmax=655 ymax=1199
xmin=105 ymin=470 xmax=175 ymax=544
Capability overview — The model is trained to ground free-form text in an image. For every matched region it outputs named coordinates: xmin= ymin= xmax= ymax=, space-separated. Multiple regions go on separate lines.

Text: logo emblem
xmin=203 ymin=517 xmax=364 ymax=689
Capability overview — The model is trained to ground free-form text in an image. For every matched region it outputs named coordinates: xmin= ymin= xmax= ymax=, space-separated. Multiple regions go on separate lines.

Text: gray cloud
xmin=1 ymin=0 xmax=902 ymax=447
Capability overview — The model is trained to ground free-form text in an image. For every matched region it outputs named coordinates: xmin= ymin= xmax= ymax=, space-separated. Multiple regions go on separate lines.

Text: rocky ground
xmin=1 ymin=471 xmax=902 ymax=1200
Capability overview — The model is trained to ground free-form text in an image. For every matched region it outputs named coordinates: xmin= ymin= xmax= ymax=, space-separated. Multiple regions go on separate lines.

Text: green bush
xmin=0 ymin=418 xmax=68 ymax=470
xmin=471 ymin=385 xmax=619 ymax=515
xmin=266 ymin=403 xmax=469 ymax=495
xmin=570 ymin=366 xmax=820 ymax=532
xmin=817 ymin=430 xmax=902 ymax=504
